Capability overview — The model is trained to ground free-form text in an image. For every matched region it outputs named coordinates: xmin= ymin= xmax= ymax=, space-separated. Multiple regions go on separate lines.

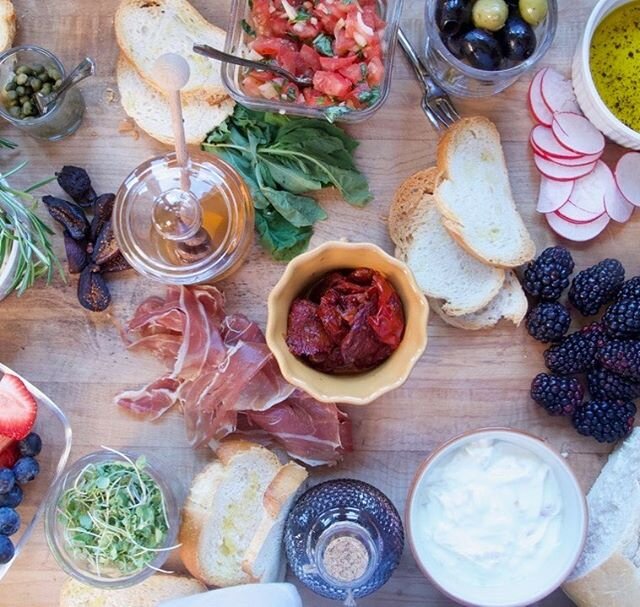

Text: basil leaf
xmin=260 ymin=156 xmax=324 ymax=193
xmin=324 ymin=106 xmax=351 ymax=123
xmin=255 ymin=208 xmax=313 ymax=261
xmin=294 ymin=8 xmax=311 ymax=21
xmin=262 ymin=187 xmax=327 ymax=227
xmin=313 ymin=33 xmax=334 ymax=57
xmin=241 ymin=19 xmax=256 ymax=36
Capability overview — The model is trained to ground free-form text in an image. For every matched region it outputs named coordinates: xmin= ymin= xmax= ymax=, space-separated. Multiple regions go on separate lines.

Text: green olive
xmin=53 ymin=79 xmax=62 ymax=90
xmin=15 ymin=85 xmax=24 ymax=96
xmin=4 ymin=80 xmax=15 ymax=92
xmin=47 ymin=68 xmax=61 ymax=81
xmin=519 ymin=0 xmax=548 ymax=25
xmin=15 ymin=73 xmax=28 ymax=85
xmin=18 ymin=95 xmax=29 ymax=105
xmin=29 ymin=77 xmax=41 ymax=91
xmin=40 ymin=82 xmax=51 ymax=96
xmin=472 ymin=0 xmax=509 ymax=31
xmin=5 ymin=90 xmax=17 ymax=101
xmin=15 ymin=65 xmax=31 ymax=76
xmin=22 ymin=101 xmax=33 ymax=115
xmin=8 ymin=105 xmax=20 ymax=118
xmin=32 ymin=63 xmax=45 ymax=74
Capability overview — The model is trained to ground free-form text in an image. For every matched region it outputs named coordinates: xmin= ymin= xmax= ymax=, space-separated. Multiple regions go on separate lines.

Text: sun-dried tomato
xmin=286 ymin=268 xmax=405 ymax=373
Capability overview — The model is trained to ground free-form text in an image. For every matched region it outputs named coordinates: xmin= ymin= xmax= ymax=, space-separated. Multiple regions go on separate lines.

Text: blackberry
xmin=568 ymin=259 xmax=625 ymax=316
xmin=544 ymin=323 xmax=608 ymax=375
xmin=572 ymin=399 xmax=636 ymax=442
xmin=531 ymin=373 xmax=584 ymax=416
xmin=618 ymin=276 xmax=640 ymax=301
xmin=603 ymin=298 xmax=640 ymax=338
xmin=597 ymin=340 xmax=640 ymax=381
xmin=522 ymin=246 xmax=574 ymax=301
xmin=587 ymin=367 xmax=640 ymax=401
xmin=526 ymin=302 xmax=571 ymax=343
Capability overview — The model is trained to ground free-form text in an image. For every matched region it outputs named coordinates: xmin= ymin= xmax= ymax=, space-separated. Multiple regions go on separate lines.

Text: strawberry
xmin=0 ymin=374 xmax=37 ymax=440
xmin=0 ymin=440 xmax=19 ymax=468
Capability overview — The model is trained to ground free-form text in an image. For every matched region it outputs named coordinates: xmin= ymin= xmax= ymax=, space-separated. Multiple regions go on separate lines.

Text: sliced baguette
xmin=117 ymin=54 xmax=234 ymax=145
xmin=389 ymin=167 xmax=505 ymax=316
xmin=563 ymin=428 xmax=640 ymax=607
xmin=180 ymin=439 xmax=306 ymax=588
xmin=434 ymin=117 xmax=535 ymax=268
xmin=242 ymin=461 xmax=308 ymax=582
xmin=0 ymin=1 xmax=15 ymax=52
xmin=59 ymin=575 xmax=206 ymax=607
xmin=115 ymin=0 xmax=227 ymax=101
xmin=429 ymin=270 xmax=527 ymax=330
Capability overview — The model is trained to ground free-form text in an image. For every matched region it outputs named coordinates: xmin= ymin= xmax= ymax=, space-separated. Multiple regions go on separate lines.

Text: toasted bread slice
xmin=0 ymin=1 xmax=15 ymax=52
xmin=389 ymin=167 xmax=505 ymax=316
xmin=59 ymin=575 xmax=205 ymax=607
xmin=117 ymin=54 xmax=234 ymax=145
xmin=179 ymin=440 xmax=306 ymax=588
xmin=115 ymin=0 xmax=227 ymax=101
xmin=429 ymin=270 xmax=527 ymax=330
xmin=434 ymin=117 xmax=535 ymax=268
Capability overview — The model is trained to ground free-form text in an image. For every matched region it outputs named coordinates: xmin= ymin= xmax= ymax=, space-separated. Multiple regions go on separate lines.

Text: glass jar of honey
xmin=113 ymin=152 xmax=253 ymax=285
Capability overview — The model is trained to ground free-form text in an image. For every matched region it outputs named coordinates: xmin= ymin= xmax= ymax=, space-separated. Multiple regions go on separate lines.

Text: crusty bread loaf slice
xmin=429 ymin=270 xmax=527 ymax=330
xmin=389 ymin=167 xmax=505 ymax=316
xmin=434 ymin=117 xmax=535 ymax=268
xmin=117 ymin=55 xmax=234 ymax=145
xmin=115 ymin=0 xmax=227 ymax=100
xmin=59 ymin=574 xmax=205 ymax=607
xmin=563 ymin=428 xmax=640 ymax=607
xmin=243 ymin=462 xmax=308 ymax=582
xmin=180 ymin=440 xmax=306 ymax=588
xmin=0 ymin=1 xmax=15 ymax=52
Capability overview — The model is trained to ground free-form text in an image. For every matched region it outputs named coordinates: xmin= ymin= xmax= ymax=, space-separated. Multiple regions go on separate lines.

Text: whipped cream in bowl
xmin=406 ymin=429 xmax=587 ymax=607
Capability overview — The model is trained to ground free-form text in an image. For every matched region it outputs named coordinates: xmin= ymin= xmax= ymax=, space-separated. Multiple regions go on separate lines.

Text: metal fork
xmin=397 ymin=28 xmax=460 ymax=131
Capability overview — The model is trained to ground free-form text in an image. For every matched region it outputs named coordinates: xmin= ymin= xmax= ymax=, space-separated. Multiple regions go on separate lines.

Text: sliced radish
xmin=530 ymin=125 xmax=582 ymax=159
xmin=546 ymin=211 xmax=610 ymax=241
xmin=566 ymin=161 xmax=610 ymax=215
xmin=540 ymin=68 xmax=581 ymax=115
xmin=537 ymin=176 xmax=574 ymax=213
xmin=534 ymin=153 xmax=597 ymax=181
xmin=615 ymin=152 xmax=640 ymax=207
xmin=547 ymin=151 xmax=603 ymax=167
xmin=557 ymin=201 xmax=604 ymax=224
xmin=552 ymin=112 xmax=605 ymax=156
xmin=605 ymin=182 xmax=635 ymax=222
xmin=528 ymin=69 xmax=553 ymax=126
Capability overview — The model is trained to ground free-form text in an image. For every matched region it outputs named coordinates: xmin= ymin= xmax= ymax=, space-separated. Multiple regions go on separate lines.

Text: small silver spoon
xmin=193 ymin=44 xmax=312 ymax=87
xmin=34 ymin=57 xmax=96 ymax=115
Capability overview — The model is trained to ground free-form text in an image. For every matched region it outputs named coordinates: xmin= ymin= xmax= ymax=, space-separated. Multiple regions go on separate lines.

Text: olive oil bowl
xmin=573 ymin=0 xmax=640 ymax=149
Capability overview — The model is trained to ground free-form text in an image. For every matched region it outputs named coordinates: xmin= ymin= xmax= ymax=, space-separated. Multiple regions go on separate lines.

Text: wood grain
xmin=0 ymin=0 xmax=635 ymax=605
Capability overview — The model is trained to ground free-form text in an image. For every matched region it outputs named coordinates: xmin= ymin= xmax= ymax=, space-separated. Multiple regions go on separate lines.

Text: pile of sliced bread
xmin=390 ymin=117 xmax=535 ymax=331
xmin=179 ymin=439 xmax=308 ymax=587
xmin=0 ymin=0 xmax=15 ymax=53
xmin=115 ymin=0 xmax=235 ymax=145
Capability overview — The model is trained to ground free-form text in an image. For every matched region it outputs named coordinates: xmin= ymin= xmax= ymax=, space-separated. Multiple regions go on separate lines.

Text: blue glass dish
xmin=284 ymin=479 xmax=404 ymax=604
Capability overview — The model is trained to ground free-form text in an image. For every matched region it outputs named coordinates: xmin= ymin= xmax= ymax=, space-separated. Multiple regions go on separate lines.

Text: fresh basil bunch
xmin=203 ymin=105 xmax=372 ymax=261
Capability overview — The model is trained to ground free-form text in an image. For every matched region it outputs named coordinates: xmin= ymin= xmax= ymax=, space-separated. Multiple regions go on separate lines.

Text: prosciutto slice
xmin=115 ymin=286 xmax=351 ymax=466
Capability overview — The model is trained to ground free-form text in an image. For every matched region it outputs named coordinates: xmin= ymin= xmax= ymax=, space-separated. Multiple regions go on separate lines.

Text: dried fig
xmin=78 ymin=266 xmax=111 ymax=311
xmin=100 ymin=251 xmax=131 ymax=273
xmin=42 ymin=195 xmax=90 ymax=241
xmin=90 ymin=193 xmax=115 ymax=241
xmin=92 ymin=220 xmax=119 ymax=265
xmin=56 ymin=166 xmax=96 ymax=207
xmin=63 ymin=231 xmax=88 ymax=274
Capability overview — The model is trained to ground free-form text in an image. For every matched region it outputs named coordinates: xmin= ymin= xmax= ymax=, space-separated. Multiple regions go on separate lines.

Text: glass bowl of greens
xmin=44 ymin=449 xmax=180 ymax=588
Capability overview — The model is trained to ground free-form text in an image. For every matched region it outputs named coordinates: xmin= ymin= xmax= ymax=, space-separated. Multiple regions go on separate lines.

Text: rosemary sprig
xmin=0 ymin=163 xmax=64 ymax=296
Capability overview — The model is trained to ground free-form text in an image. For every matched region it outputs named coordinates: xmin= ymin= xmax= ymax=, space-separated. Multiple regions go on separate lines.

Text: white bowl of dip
xmin=573 ymin=0 xmax=640 ymax=150
xmin=406 ymin=428 xmax=587 ymax=607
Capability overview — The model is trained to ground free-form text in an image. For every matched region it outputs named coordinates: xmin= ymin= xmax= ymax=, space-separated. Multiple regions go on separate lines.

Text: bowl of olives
xmin=424 ymin=0 xmax=557 ymax=97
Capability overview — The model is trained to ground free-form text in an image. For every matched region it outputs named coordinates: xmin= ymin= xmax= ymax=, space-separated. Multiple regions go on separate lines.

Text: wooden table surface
xmin=0 ymin=0 xmax=636 ymax=605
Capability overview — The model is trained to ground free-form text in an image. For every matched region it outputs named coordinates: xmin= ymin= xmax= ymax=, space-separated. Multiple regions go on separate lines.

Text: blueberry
xmin=0 ymin=507 xmax=19 ymax=536
xmin=12 ymin=457 xmax=39 ymax=484
xmin=18 ymin=433 xmax=41 ymax=457
xmin=0 ymin=469 xmax=14 ymax=495
xmin=0 ymin=485 xmax=23 ymax=508
xmin=0 ymin=535 xmax=14 ymax=564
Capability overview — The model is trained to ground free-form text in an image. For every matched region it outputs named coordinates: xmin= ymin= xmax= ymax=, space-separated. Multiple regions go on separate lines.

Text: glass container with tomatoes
xmin=222 ymin=0 xmax=404 ymax=122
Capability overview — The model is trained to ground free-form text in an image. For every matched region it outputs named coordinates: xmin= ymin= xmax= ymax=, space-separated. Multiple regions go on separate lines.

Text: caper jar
xmin=0 ymin=46 xmax=85 ymax=140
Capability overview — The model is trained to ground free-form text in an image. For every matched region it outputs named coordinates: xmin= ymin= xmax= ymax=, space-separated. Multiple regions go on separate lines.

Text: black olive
xmin=505 ymin=0 xmax=519 ymax=5
xmin=460 ymin=28 xmax=503 ymax=70
xmin=444 ymin=31 xmax=467 ymax=58
xmin=436 ymin=0 xmax=472 ymax=37
xmin=500 ymin=15 xmax=536 ymax=61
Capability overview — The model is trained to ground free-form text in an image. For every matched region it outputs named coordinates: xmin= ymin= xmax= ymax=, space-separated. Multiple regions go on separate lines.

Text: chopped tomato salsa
xmin=242 ymin=0 xmax=386 ymax=110
xmin=286 ymin=268 xmax=405 ymax=374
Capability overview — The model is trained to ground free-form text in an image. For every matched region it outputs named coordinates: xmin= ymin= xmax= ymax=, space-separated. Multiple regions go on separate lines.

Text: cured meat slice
xmin=115 ymin=375 xmax=182 ymax=419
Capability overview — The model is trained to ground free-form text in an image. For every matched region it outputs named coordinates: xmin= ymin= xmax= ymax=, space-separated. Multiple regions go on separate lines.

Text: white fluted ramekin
xmin=573 ymin=0 xmax=640 ymax=150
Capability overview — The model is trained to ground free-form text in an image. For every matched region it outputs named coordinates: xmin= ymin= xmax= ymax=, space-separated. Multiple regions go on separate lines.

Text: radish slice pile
xmin=528 ymin=67 xmax=636 ymax=241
